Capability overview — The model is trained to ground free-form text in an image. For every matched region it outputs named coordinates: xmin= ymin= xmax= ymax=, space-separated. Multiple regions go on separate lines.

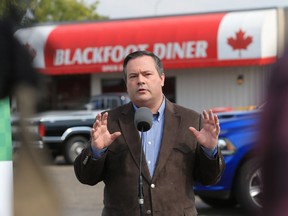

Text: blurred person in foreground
xmin=259 ymin=48 xmax=288 ymax=216
xmin=0 ymin=14 xmax=61 ymax=216
xmin=74 ymin=50 xmax=225 ymax=216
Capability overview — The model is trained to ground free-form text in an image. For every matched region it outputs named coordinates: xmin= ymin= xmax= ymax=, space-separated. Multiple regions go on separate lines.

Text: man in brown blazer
xmin=74 ymin=50 xmax=225 ymax=216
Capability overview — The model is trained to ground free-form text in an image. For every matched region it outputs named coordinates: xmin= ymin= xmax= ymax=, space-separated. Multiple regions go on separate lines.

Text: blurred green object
xmin=0 ymin=97 xmax=12 ymax=161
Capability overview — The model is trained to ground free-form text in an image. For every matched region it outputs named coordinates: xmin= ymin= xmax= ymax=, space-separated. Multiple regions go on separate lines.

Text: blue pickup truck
xmin=194 ymin=109 xmax=262 ymax=214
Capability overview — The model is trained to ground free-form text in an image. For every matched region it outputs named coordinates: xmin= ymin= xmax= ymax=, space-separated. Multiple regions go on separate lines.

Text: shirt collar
xmin=132 ymin=96 xmax=166 ymax=122
xmin=156 ymin=97 xmax=165 ymax=121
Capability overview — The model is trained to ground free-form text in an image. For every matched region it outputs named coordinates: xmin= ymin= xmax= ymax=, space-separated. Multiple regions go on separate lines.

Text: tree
xmin=0 ymin=0 xmax=31 ymax=23
xmin=0 ymin=0 xmax=107 ymax=27
xmin=33 ymin=0 xmax=107 ymax=23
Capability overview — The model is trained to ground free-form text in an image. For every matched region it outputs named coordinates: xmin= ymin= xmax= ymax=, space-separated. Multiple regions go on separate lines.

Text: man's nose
xmin=137 ymin=74 xmax=145 ymax=84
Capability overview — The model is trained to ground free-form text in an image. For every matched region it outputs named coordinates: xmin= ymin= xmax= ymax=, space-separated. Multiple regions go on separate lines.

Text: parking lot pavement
xmin=42 ymin=157 xmax=245 ymax=216
xmin=44 ymin=165 xmax=103 ymax=216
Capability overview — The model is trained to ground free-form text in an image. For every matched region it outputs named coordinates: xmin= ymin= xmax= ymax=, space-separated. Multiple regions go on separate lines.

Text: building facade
xmin=15 ymin=8 xmax=287 ymax=112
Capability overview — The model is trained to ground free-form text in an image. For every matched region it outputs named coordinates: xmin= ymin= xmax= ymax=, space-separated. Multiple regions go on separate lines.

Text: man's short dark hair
xmin=123 ymin=50 xmax=164 ymax=82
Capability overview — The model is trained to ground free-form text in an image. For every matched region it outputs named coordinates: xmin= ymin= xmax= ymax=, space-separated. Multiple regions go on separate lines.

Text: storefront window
xmin=47 ymin=75 xmax=90 ymax=110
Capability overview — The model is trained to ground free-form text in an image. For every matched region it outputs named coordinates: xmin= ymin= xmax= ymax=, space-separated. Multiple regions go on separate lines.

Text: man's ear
xmin=161 ymin=73 xmax=165 ymax=87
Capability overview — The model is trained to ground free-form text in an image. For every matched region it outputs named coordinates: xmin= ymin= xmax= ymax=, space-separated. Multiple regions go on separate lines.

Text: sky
xmin=87 ymin=0 xmax=288 ymax=19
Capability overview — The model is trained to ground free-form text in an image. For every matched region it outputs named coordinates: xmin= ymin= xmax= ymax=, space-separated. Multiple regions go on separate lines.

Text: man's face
xmin=125 ymin=56 xmax=165 ymax=108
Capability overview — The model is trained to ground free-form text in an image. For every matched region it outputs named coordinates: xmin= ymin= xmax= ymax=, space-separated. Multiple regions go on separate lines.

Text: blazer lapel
xmin=118 ymin=103 xmax=152 ymax=182
xmin=152 ymin=100 xmax=181 ymax=181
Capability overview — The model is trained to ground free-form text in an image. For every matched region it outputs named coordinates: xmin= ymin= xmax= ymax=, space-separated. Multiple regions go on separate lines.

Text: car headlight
xmin=217 ymin=138 xmax=236 ymax=155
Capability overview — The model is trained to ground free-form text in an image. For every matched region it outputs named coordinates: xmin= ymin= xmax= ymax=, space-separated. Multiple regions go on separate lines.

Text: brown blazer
xmin=74 ymin=99 xmax=225 ymax=216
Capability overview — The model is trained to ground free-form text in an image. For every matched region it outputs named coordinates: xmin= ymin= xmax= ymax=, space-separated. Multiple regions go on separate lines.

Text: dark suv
xmin=12 ymin=93 xmax=130 ymax=164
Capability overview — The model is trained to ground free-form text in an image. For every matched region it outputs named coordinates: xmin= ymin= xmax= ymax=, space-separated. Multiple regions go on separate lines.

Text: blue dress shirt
xmin=138 ymin=99 xmax=165 ymax=177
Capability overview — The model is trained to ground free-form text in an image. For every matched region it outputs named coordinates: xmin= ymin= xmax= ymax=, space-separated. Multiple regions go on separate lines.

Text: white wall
xmin=91 ymin=66 xmax=271 ymax=112
xmin=173 ymin=66 xmax=271 ymax=112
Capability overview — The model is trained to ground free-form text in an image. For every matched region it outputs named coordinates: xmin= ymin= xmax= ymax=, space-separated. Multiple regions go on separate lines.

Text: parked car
xmin=84 ymin=92 xmax=130 ymax=110
xmin=194 ymin=109 xmax=262 ymax=214
xmin=11 ymin=93 xmax=130 ymax=164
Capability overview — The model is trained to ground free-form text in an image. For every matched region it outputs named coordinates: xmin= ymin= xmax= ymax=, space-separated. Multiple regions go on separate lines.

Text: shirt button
xmin=146 ymin=210 xmax=152 ymax=215
xmin=148 ymin=160 xmax=151 ymax=164
xmin=148 ymin=141 xmax=152 ymax=145
xmin=151 ymin=184 xmax=155 ymax=189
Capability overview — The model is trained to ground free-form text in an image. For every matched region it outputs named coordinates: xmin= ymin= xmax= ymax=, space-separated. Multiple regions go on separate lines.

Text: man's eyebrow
xmin=129 ymin=70 xmax=151 ymax=75
xmin=128 ymin=72 xmax=138 ymax=75
xmin=140 ymin=70 xmax=153 ymax=74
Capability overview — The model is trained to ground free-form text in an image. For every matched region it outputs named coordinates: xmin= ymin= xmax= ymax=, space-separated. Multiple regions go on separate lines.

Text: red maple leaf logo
xmin=227 ymin=29 xmax=253 ymax=58
xmin=24 ymin=43 xmax=37 ymax=60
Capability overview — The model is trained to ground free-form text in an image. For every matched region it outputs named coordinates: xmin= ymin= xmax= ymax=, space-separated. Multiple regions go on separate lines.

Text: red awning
xmin=15 ymin=9 xmax=277 ymax=75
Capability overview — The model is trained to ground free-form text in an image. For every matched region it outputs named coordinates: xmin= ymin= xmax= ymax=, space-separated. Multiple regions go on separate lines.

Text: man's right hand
xmin=91 ymin=112 xmax=121 ymax=150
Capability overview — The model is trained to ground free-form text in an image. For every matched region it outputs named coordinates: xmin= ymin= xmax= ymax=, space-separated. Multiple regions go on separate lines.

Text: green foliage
xmin=33 ymin=0 xmax=107 ymax=23
xmin=0 ymin=0 xmax=31 ymax=20
xmin=0 ymin=0 xmax=107 ymax=24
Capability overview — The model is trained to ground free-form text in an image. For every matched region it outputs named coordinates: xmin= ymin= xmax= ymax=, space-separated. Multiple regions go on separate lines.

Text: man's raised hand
xmin=91 ymin=112 xmax=121 ymax=150
xmin=188 ymin=109 xmax=220 ymax=149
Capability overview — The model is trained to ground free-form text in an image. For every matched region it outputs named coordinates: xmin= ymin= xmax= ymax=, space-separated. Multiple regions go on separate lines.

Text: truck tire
xmin=64 ymin=136 xmax=88 ymax=164
xmin=235 ymin=158 xmax=263 ymax=214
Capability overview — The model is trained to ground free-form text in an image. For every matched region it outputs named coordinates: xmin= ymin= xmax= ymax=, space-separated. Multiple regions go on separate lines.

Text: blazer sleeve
xmin=194 ymin=145 xmax=225 ymax=185
xmin=74 ymin=145 xmax=107 ymax=186
xmin=193 ymin=114 xmax=225 ymax=186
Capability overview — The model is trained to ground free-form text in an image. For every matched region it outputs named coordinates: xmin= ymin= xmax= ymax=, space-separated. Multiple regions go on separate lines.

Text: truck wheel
xmin=199 ymin=196 xmax=237 ymax=208
xmin=64 ymin=136 xmax=88 ymax=164
xmin=236 ymin=159 xmax=263 ymax=214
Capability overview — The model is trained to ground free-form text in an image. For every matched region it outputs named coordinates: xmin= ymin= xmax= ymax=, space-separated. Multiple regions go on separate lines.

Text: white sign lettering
xmin=53 ymin=41 xmax=208 ymax=66
xmin=153 ymin=41 xmax=208 ymax=59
